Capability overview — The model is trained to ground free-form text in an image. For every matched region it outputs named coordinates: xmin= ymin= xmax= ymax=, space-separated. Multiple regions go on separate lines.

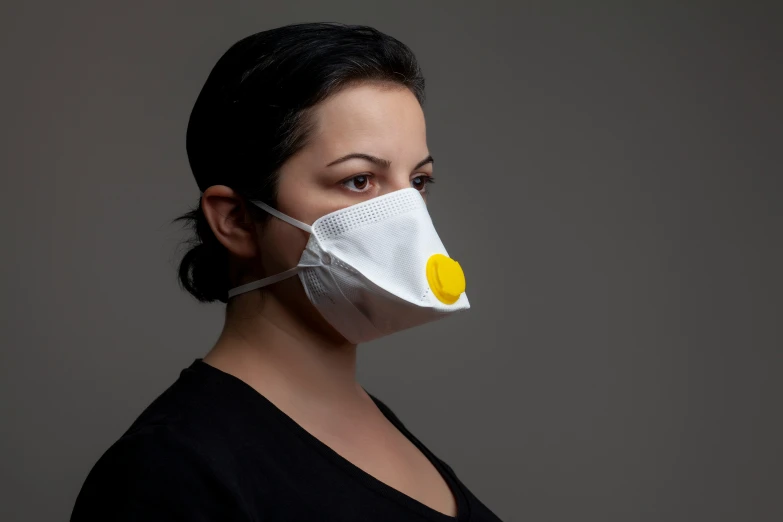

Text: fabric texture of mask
xmin=228 ymin=188 xmax=470 ymax=344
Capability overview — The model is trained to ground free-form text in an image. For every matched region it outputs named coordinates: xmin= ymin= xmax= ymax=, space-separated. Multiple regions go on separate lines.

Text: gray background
xmin=1 ymin=2 xmax=781 ymax=521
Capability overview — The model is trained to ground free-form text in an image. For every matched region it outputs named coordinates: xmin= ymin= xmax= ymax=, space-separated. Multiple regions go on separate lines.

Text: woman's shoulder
xmin=71 ymin=425 xmax=248 ymax=521
xmin=101 ymin=424 xmax=209 ymax=467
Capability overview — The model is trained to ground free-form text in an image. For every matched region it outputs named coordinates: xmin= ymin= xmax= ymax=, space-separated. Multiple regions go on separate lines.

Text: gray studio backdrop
xmin=1 ymin=2 xmax=781 ymax=521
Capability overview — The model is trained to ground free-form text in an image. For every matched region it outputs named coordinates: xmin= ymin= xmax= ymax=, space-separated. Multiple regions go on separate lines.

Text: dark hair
xmin=172 ymin=23 xmax=426 ymax=303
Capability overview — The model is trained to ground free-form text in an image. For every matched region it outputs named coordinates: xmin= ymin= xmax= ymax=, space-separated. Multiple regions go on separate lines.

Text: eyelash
xmin=342 ymin=174 xmax=436 ymax=193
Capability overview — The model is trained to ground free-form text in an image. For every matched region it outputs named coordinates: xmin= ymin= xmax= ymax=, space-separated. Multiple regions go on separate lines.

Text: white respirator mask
xmin=228 ymin=187 xmax=470 ymax=344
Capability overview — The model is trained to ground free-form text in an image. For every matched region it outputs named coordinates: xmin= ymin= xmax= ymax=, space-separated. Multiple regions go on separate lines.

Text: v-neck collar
xmin=189 ymin=358 xmax=471 ymax=522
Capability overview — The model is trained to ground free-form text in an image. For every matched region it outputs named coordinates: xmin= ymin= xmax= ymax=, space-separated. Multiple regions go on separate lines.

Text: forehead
xmin=307 ymin=83 xmax=427 ymax=152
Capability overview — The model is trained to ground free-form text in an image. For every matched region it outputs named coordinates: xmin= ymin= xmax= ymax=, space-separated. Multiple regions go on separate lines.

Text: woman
xmin=71 ymin=22 xmax=502 ymax=522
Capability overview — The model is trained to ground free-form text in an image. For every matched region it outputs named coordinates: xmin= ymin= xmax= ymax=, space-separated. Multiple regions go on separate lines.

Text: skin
xmin=199 ymin=82 xmax=458 ymax=517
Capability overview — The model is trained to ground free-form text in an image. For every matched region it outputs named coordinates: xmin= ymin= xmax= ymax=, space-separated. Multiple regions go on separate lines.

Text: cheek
xmin=258 ymin=218 xmax=309 ymax=273
xmin=275 ymin=156 xmax=346 ymax=224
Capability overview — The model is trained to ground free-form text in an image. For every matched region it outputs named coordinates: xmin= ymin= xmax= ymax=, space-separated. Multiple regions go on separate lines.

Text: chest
xmin=316 ymin=423 xmax=459 ymax=518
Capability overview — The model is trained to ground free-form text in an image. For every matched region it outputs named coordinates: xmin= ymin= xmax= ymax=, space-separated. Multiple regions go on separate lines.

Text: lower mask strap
xmin=227 ymin=266 xmax=302 ymax=299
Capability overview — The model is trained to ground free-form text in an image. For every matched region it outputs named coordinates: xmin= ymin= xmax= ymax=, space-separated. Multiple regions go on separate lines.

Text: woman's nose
xmin=382 ymin=172 xmax=415 ymax=194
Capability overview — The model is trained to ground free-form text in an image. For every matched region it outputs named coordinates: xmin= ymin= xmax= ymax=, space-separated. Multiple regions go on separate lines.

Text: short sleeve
xmin=70 ymin=426 xmax=249 ymax=522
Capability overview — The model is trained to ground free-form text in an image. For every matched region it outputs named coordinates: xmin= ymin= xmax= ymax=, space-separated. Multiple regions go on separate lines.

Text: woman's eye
xmin=343 ymin=174 xmax=372 ymax=192
xmin=411 ymin=175 xmax=436 ymax=193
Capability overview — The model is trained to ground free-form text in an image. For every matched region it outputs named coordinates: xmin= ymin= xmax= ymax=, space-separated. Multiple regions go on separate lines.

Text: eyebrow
xmin=326 ymin=153 xmax=434 ymax=171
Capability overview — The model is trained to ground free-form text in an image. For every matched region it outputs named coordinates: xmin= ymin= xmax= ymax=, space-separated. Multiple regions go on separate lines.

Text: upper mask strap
xmin=250 ymin=199 xmax=313 ymax=234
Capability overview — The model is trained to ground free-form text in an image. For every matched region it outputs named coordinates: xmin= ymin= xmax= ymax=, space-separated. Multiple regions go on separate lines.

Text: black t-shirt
xmin=70 ymin=358 xmax=503 ymax=522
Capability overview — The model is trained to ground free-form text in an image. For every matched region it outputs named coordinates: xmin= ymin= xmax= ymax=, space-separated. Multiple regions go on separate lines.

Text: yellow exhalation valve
xmin=426 ymin=254 xmax=466 ymax=305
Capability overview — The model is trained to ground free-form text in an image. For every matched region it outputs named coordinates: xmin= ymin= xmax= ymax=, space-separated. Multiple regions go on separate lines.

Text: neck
xmin=203 ymin=283 xmax=368 ymax=415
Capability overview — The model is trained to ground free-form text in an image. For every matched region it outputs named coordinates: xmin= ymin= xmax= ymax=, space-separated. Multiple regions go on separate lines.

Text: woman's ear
xmin=201 ymin=186 xmax=260 ymax=259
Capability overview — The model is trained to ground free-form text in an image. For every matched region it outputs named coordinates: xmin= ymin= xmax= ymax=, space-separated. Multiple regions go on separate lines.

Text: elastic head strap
xmin=250 ymin=199 xmax=313 ymax=234
xmin=227 ymin=266 xmax=301 ymax=299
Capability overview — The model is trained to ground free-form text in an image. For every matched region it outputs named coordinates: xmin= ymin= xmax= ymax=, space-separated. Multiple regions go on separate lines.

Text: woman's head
xmin=175 ymin=23 xmax=430 ymax=321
